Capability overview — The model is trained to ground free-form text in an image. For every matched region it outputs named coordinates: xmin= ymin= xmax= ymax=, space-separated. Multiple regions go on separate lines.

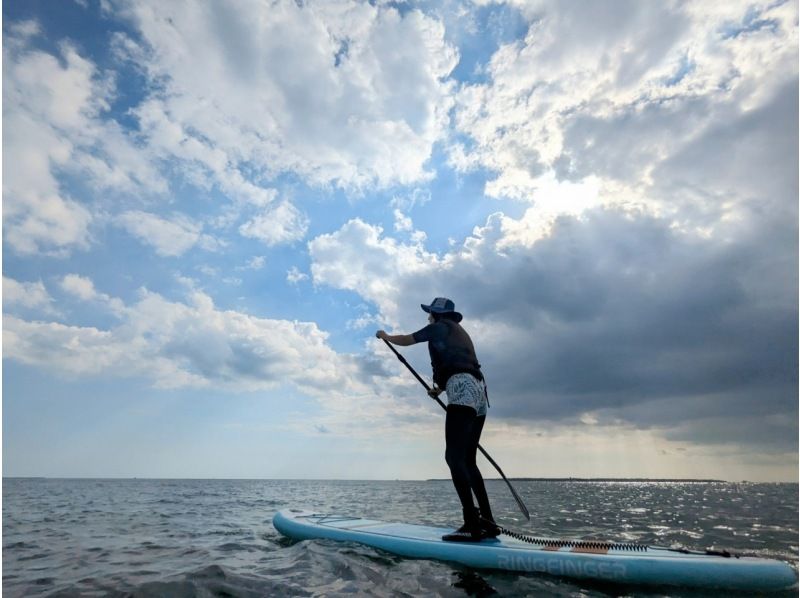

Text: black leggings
xmin=444 ymin=404 xmax=492 ymax=519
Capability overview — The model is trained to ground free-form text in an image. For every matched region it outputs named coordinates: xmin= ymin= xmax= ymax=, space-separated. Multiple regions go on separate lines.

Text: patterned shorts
xmin=445 ymin=373 xmax=488 ymax=417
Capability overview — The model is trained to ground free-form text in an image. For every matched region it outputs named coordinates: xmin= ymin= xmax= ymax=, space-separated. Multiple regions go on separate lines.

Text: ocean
xmin=2 ymin=478 xmax=797 ymax=597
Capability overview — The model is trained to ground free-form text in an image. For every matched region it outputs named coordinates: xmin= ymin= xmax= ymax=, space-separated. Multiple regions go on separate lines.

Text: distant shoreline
xmin=426 ymin=478 xmax=728 ymax=483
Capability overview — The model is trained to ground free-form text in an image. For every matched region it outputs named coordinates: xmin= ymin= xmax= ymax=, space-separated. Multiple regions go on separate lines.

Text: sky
xmin=2 ymin=0 xmax=797 ymax=482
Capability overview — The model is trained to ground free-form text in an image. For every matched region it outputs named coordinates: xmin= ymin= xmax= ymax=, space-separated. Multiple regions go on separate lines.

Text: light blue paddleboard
xmin=273 ymin=509 xmax=797 ymax=591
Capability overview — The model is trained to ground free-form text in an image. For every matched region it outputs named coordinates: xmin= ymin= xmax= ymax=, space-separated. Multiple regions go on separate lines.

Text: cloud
xmin=286 ymin=267 xmax=309 ymax=285
xmin=307 ymin=200 xmax=797 ymax=452
xmin=239 ymin=201 xmax=309 ymax=246
xmin=116 ymin=211 xmax=219 ymax=257
xmin=244 ymin=256 xmax=266 ymax=271
xmin=651 ymin=77 xmax=799 ymax=231
xmin=449 ymin=1 xmax=797 ymax=220
xmin=309 ymin=219 xmax=442 ymax=323
xmin=129 ymin=97 xmax=280 ymax=208
xmin=61 ymin=274 xmax=98 ymax=301
xmin=2 ymin=277 xmax=57 ymax=315
xmin=393 ymin=209 xmax=414 ymax=232
xmin=390 ymin=188 xmax=432 ymax=211
xmin=4 ymin=316 xmax=131 ymax=376
xmin=60 ymin=274 xmax=126 ymax=314
xmin=289 ymin=0 xmax=793 ymax=455
xmin=4 ymin=283 xmax=350 ymax=392
xmin=3 ymin=279 xmax=437 ymax=440
xmin=111 ymin=0 xmax=459 ymax=190
xmin=346 ymin=311 xmax=381 ymax=331
xmin=2 ymin=23 xmax=166 ymax=256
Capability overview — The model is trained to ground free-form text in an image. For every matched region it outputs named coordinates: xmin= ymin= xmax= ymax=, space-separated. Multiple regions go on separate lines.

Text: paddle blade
xmin=506 ymin=479 xmax=531 ymax=521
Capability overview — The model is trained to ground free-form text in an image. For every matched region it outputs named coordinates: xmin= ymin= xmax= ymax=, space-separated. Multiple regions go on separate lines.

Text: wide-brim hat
xmin=420 ymin=297 xmax=463 ymax=322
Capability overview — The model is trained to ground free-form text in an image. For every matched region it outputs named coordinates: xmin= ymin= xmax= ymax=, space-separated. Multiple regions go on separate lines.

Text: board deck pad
xmin=273 ymin=509 xmax=797 ymax=591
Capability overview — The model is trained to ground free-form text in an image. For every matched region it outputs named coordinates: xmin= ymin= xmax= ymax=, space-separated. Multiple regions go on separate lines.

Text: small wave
xmin=4 ymin=541 xmax=37 ymax=550
xmin=128 ymin=569 xmax=161 ymax=576
xmin=139 ymin=542 xmax=169 ymax=551
xmin=215 ymin=542 xmax=257 ymax=553
xmin=209 ymin=529 xmax=250 ymax=537
xmin=18 ymin=552 xmax=51 ymax=562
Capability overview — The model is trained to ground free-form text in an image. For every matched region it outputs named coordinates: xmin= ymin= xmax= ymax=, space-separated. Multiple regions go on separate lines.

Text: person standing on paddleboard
xmin=376 ymin=297 xmax=500 ymax=542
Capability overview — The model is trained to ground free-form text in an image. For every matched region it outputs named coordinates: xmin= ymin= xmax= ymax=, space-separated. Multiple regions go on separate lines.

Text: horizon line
xmin=3 ymin=476 xmax=797 ymax=483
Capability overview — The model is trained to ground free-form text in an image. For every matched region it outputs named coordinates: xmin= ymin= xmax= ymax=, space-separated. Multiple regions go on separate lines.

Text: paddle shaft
xmin=381 ymin=338 xmax=531 ymax=521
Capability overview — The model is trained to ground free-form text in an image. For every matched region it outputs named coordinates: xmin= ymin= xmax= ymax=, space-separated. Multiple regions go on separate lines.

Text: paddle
xmin=381 ymin=338 xmax=531 ymax=521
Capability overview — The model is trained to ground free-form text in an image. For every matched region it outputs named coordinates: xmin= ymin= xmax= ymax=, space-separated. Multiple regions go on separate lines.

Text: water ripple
xmin=1 ymin=479 xmax=796 ymax=597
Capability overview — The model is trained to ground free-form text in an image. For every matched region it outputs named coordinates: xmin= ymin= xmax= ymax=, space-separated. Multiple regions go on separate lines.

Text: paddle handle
xmin=381 ymin=338 xmax=531 ymax=521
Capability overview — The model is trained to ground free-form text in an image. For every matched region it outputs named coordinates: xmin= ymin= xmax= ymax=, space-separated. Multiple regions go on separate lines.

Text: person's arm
xmin=375 ymin=330 xmax=416 ymax=346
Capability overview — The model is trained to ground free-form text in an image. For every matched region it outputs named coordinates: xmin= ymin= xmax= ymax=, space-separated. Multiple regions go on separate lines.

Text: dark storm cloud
xmin=446 ymin=81 xmax=798 ymax=451
xmin=452 ymin=208 xmax=795 ymax=438
xmin=556 ymin=95 xmax=714 ymax=183
xmin=653 ymin=77 xmax=799 ymax=220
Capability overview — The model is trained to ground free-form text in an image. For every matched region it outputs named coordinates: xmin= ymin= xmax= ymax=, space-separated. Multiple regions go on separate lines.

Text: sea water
xmin=2 ymin=478 xmax=797 ymax=597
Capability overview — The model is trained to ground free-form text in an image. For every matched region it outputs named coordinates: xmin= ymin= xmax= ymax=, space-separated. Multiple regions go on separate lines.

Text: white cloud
xmin=2 ymin=25 xmax=166 ymax=256
xmin=2 ymin=106 xmax=93 ymax=255
xmin=346 ymin=311 xmax=381 ymax=330
xmin=239 ymin=201 xmax=309 ymax=246
xmin=244 ymin=256 xmax=266 ymax=271
xmin=112 ymin=0 xmax=458 ymax=190
xmin=4 ymin=316 xmax=132 ymax=376
xmin=390 ymin=188 xmax=432 ymax=211
xmin=61 ymin=274 xmax=98 ymax=301
xmin=393 ymin=209 xmax=413 ymax=232
xmin=3 ymin=280 xmax=443 ymax=441
xmin=130 ymin=97 xmax=280 ymax=208
xmin=450 ymin=0 xmax=798 ymax=228
xmin=286 ymin=267 xmax=309 ymax=285
xmin=116 ymin=211 xmax=218 ymax=257
xmin=309 ymin=219 xmax=442 ymax=324
xmin=4 ymin=283 xmax=353 ymax=393
xmin=2 ymin=277 xmax=56 ymax=315
xmin=60 ymin=273 xmax=126 ymax=314
xmin=306 ymin=218 xmax=455 ymax=327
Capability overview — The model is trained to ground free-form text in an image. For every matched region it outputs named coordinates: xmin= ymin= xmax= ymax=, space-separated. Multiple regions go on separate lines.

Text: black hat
xmin=420 ymin=297 xmax=463 ymax=323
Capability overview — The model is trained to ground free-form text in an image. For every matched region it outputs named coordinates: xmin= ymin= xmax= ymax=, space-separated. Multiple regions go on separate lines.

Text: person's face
xmin=428 ymin=313 xmax=434 ymax=324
